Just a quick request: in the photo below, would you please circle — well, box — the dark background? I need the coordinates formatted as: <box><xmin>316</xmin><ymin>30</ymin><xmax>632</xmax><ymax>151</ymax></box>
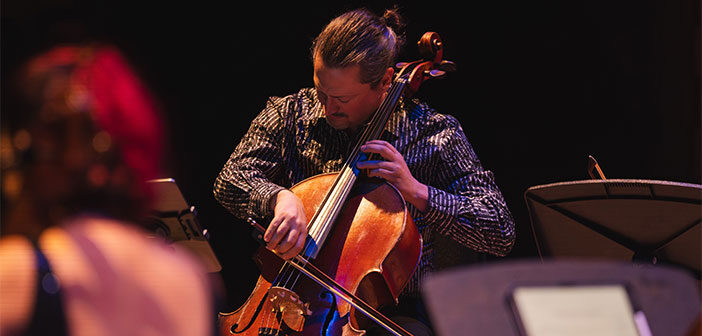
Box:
<box><xmin>3</xmin><ymin>0</ymin><xmax>699</xmax><ymax>310</ymax></box>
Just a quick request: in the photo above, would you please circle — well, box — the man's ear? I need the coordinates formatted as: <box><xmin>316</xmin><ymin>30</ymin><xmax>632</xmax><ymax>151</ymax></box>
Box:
<box><xmin>381</xmin><ymin>67</ymin><xmax>394</xmax><ymax>91</ymax></box>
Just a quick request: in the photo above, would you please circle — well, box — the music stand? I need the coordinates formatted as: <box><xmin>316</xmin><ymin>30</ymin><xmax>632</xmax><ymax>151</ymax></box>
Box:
<box><xmin>422</xmin><ymin>260</ymin><xmax>701</xmax><ymax>336</ymax></box>
<box><xmin>143</xmin><ymin>178</ymin><xmax>222</xmax><ymax>272</ymax></box>
<box><xmin>524</xmin><ymin>179</ymin><xmax>701</xmax><ymax>277</ymax></box>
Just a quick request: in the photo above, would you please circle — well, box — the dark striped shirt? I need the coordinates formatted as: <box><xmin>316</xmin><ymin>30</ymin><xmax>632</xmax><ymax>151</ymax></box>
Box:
<box><xmin>213</xmin><ymin>88</ymin><xmax>515</xmax><ymax>297</ymax></box>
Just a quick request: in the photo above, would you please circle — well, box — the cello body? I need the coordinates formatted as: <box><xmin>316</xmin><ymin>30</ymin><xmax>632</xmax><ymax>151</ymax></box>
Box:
<box><xmin>218</xmin><ymin>173</ymin><xmax>422</xmax><ymax>336</ymax></box>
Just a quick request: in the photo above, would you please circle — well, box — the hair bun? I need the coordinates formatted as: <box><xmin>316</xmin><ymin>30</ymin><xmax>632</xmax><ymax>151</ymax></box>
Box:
<box><xmin>381</xmin><ymin>7</ymin><xmax>405</xmax><ymax>35</ymax></box>
<box><xmin>380</xmin><ymin>6</ymin><xmax>406</xmax><ymax>53</ymax></box>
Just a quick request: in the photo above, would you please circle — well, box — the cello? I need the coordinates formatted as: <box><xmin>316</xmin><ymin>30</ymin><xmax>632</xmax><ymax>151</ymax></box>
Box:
<box><xmin>219</xmin><ymin>32</ymin><xmax>456</xmax><ymax>336</ymax></box>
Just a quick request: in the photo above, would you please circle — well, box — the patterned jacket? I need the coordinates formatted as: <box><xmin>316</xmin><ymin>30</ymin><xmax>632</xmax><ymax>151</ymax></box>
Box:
<box><xmin>214</xmin><ymin>88</ymin><xmax>515</xmax><ymax>297</ymax></box>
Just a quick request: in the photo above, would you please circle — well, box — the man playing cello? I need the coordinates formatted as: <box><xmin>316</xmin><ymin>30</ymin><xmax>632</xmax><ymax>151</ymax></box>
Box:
<box><xmin>214</xmin><ymin>7</ymin><xmax>515</xmax><ymax>336</ymax></box>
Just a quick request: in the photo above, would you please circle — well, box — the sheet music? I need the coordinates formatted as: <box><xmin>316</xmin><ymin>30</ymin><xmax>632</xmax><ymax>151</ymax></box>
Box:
<box><xmin>512</xmin><ymin>285</ymin><xmax>641</xmax><ymax>336</ymax></box>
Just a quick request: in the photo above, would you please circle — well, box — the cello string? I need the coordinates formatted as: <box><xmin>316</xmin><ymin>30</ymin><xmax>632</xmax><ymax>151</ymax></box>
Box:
<box><xmin>262</xmin><ymin>271</ymin><xmax>281</xmax><ymax>334</ymax></box>
<box><xmin>298</xmin><ymin>76</ymin><xmax>405</xmax><ymax>249</ymax></box>
<box><xmin>294</xmin><ymin>81</ymin><xmax>393</xmax><ymax>258</ymax></box>
<box><xmin>281</xmin><ymin>79</ymin><xmax>407</xmax><ymax>292</ymax></box>
<box><xmin>347</xmin><ymin>77</ymin><xmax>408</xmax><ymax>163</ymax></box>
<box><xmin>276</xmin><ymin>85</ymin><xmax>404</xmax><ymax>314</ymax></box>
<box><xmin>273</xmin><ymin>312</ymin><xmax>283</xmax><ymax>336</ymax></box>
<box><xmin>287</xmin><ymin>79</ymin><xmax>405</xmax><ymax>286</ymax></box>
<box><xmin>266</xmin><ymin>260</ymin><xmax>299</xmax><ymax>332</ymax></box>
<box><xmin>261</xmin><ymin>77</ymin><xmax>409</xmax><ymax>335</ymax></box>
<box><xmin>297</xmin><ymin>79</ymin><xmax>402</xmax><ymax>258</ymax></box>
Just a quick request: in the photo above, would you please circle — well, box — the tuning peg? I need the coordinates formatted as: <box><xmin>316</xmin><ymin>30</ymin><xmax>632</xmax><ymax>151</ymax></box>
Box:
<box><xmin>438</xmin><ymin>60</ymin><xmax>457</xmax><ymax>72</ymax></box>
<box><xmin>418</xmin><ymin>39</ymin><xmax>442</xmax><ymax>49</ymax></box>
<box><xmin>424</xmin><ymin>69</ymin><xmax>447</xmax><ymax>78</ymax></box>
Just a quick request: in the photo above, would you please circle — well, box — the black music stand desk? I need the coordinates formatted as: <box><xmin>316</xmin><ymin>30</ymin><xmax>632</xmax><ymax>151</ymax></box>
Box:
<box><xmin>524</xmin><ymin>179</ymin><xmax>701</xmax><ymax>277</ymax></box>
<box><xmin>422</xmin><ymin>260</ymin><xmax>700</xmax><ymax>336</ymax></box>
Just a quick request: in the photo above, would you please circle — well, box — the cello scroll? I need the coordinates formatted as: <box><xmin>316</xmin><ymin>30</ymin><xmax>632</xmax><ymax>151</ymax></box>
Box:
<box><xmin>396</xmin><ymin>32</ymin><xmax>456</xmax><ymax>97</ymax></box>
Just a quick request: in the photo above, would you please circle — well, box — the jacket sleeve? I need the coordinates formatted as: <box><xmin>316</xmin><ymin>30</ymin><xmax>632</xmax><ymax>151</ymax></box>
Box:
<box><xmin>417</xmin><ymin>116</ymin><xmax>516</xmax><ymax>256</ymax></box>
<box><xmin>213</xmin><ymin>97</ymin><xmax>291</xmax><ymax>221</ymax></box>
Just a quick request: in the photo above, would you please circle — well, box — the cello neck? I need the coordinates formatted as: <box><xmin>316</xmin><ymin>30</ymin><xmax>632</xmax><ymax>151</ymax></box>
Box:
<box><xmin>303</xmin><ymin>77</ymin><xmax>408</xmax><ymax>259</ymax></box>
<box><xmin>348</xmin><ymin>77</ymin><xmax>408</xmax><ymax>163</ymax></box>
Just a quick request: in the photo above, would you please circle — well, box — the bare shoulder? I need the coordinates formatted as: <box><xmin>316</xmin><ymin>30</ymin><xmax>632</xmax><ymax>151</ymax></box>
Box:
<box><xmin>0</xmin><ymin>235</ymin><xmax>37</xmax><ymax>334</ymax></box>
<box><xmin>73</xmin><ymin>218</ymin><xmax>208</xmax><ymax>277</ymax></box>
<box><xmin>46</xmin><ymin>217</ymin><xmax>213</xmax><ymax>336</ymax></box>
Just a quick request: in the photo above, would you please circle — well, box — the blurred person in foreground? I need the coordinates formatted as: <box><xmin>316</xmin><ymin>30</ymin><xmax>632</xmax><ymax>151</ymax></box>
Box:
<box><xmin>0</xmin><ymin>45</ymin><xmax>214</xmax><ymax>336</ymax></box>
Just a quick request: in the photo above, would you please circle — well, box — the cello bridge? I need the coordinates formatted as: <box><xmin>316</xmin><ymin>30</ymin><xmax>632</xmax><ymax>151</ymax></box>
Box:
<box><xmin>267</xmin><ymin>286</ymin><xmax>311</xmax><ymax>332</ymax></box>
